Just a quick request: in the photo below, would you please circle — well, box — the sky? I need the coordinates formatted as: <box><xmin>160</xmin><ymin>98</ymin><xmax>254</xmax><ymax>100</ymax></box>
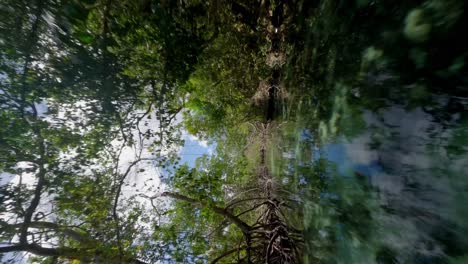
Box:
<box><xmin>0</xmin><ymin>97</ymin><xmax>215</xmax><ymax>263</ymax></box>
<box><xmin>179</xmin><ymin>133</ymin><xmax>215</xmax><ymax>167</ymax></box>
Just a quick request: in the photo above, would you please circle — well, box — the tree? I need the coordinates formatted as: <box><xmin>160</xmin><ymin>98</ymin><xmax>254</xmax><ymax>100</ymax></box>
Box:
<box><xmin>0</xmin><ymin>0</ymin><xmax>201</xmax><ymax>262</ymax></box>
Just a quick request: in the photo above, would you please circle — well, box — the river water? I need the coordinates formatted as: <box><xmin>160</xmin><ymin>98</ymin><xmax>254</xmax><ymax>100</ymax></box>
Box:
<box><xmin>277</xmin><ymin>1</ymin><xmax>468</xmax><ymax>263</ymax></box>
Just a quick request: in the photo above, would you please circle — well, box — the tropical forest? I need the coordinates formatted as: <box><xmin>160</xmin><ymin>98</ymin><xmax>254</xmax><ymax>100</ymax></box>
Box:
<box><xmin>1</xmin><ymin>0</ymin><xmax>468</xmax><ymax>263</ymax></box>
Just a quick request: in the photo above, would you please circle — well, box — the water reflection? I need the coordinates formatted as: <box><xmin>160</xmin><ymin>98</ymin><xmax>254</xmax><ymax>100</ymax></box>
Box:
<box><xmin>1</xmin><ymin>0</ymin><xmax>466</xmax><ymax>262</ymax></box>
<box><xmin>280</xmin><ymin>0</ymin><xmax>468</xmax><ymax>262</ymax></box>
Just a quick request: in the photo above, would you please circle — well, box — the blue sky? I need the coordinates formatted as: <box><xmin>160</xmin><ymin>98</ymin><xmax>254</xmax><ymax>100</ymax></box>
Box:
<box><xmin>179</xmin><ymin>134</ymin><xmax>215</xmax><ymax>167</ymax></box>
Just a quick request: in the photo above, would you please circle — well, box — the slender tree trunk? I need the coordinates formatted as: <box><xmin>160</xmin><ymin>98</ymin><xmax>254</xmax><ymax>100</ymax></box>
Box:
<box><xmin>17</xmin><ymin>0</ymin><xmax>45</xmax><ymax>243</ymax></box>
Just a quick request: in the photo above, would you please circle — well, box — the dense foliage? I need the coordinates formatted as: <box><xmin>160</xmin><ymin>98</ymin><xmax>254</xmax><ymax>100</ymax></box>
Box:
<box><xmin>1</xmin><ymin>0</ymin><xmax>467</xmax><ymax>264</ymax></box>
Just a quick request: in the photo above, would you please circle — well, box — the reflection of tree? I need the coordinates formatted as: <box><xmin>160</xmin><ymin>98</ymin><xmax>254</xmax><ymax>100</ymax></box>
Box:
<box><xmin>1</xmin><ymin>0</ymin><xmax>466</xmax><ymax>263</ymax></box>
<box><xmin>281</xmin><ymin>0</ymin><xmax>468</xmax><ymax>262</ymax></box>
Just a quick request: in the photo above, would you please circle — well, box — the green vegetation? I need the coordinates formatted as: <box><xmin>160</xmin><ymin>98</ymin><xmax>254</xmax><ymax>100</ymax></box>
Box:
<box><xmin>1</xmin><ymin>0</ymin><xmax>467</xmax><ymax>263</ymax></box>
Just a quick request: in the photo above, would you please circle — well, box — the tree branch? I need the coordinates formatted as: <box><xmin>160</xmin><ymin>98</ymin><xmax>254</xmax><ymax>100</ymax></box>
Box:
<box><xmin>210</xmin><ymin>246</ymin><xmax>246</xmax><ymax>264</ymax></box>
<box><xmin>18</xmin><ymin>126</ymin><xmax>46</xmax><ymax>244</ymax></box>
<box><xmin>0</xmin><ymin>243</ymin><xmax>88</xmax><ymax>257</ymax></box>
<box><xmin>225</xmin><ymin>197</ymin><xmax>267</xmax><ymax>210</ymax></box>
<box><xmin>1</xmin><ymin>221</ymin><xmax>92</xmax><ymax>244</ymax></box>
<box><xmin>161</xmin><ymin>192</ymin><xmax>251</xmax><ymax>234</ymax></box>
<box><xmin>0</xmin><ymin>243</ymin><xmax>147</xmax><ymax>264</ymax></box>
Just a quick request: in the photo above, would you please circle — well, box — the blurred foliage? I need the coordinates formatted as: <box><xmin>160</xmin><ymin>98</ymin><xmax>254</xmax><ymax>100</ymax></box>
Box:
<box><xmin>281</xmin><ymin>0</ymin><xmax>468</xmax><ymax>263</ymax></box>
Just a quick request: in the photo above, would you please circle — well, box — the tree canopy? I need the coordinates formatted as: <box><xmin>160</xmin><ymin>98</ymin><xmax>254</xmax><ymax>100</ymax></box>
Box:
<box><xmin>1</xmin><ymin>0</ymin><xmax>468</xmax><ymax>263</ymax></box>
